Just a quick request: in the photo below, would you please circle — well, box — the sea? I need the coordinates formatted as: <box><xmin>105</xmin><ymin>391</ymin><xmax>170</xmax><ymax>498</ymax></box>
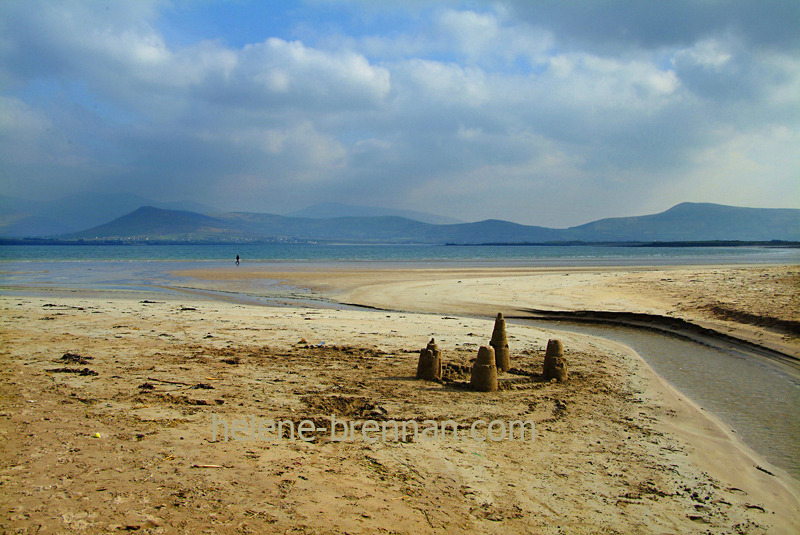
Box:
<box><xmin>1</xmin><ymin>242</ymin><xmax>798</xmax><ymax>265</ymax></box>
<box><xmin>2</xmin><ymin>243</ymin><xmax>797</xmax><ymax>298</ymax></box>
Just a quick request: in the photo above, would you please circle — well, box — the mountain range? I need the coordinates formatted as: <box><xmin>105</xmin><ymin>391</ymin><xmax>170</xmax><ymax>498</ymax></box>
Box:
<box><xmin>0</xmin><ymin>193</ymin><xmax>218</xmax><ymax>237</ymax></box>
<box><xmin>0</xmin><ymin>194</ymin><xmax>460</xmax><ymax>237</ymax></box>
<box><xmin>285</xmin><ymin>202</ymin><xmax>462</xmax><ymax>225</ymax></box>
<box><xmin>33</xmin><ymin>202</ymin><xmax>800</xmax><ymax>244</ymax></box>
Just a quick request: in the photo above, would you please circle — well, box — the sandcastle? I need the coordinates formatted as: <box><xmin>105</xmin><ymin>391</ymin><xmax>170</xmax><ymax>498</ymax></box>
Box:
<box><xmin>542</xmin><ymin>339</ymin><xmax>568</xmax><ymax>382</ymax></box>
<box><xmin>415</xmin><ymin>338</ymin><xmax>442</xmax><ymax>381</ymax></box>
<box><xmin>489</xmin><ymin>312</ymin><xmax>511</xmax><ymax>372</ymax></box>
<box><xmin>470</xmin><ymin>345</ymin><xmax>498</xmax><ymax>392</ymax></box>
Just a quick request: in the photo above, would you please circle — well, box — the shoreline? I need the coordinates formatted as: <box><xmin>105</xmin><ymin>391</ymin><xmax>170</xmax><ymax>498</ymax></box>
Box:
<box><xmin>2</xmin><ymin>263</ymin><xmax>799</xmax><ymax>532</ymax></box>
<box><xmin>512</xmin><ymin>309</ymin><xmax>800</xmax><ymax>369</ymax></box>
<box><xmin>6</xmin><ymin>263</ymin><xmax>797</xmax><ymax>363</ymax></box>
<box><xmin>171</xmin><ymin>262</ymin><xmax>799</xmax><ymax>354</ymax></box>
<box><xmin>593</xmin><ymin>336</ymin><xmax>800</xmax><ymax>527</ymax></box>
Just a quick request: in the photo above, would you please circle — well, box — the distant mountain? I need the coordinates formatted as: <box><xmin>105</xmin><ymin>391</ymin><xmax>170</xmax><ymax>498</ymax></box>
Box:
<box><xmin>66</xmin><ymin>208</ymin><xmax>561</xmax><ymax>243</ymax></box>
<box><xmin>0</xmin><ymin>193</ymin><xmax>219</xmax><ymax>237</ymax></box>
<box><xmin>567</xmin><ymin>202</ymin><xmax>800</xmax><ymax>242</ymax></box>
<box><xmin>221</xmin><ymin>212</ymin><xmax>435</xmax><ymax>242</ymax></box>
<box><xmin>60</xmin><ymin>202</ymin><xmax>800</xmax><ymax>244</ymax></box>
<box><xmin>0</xmin><ymin>214</ymin><xmax>67</xmax><ymax>238</ymax></box>
<box><xmin>74</xmin><ymin>206</ymin><xmax>236</xmax><ymax>241</ymax></box>
<box><xmin>285</xmin><ymin>202</ymin><xmax>462</xmax><ymax>225</ymax></box>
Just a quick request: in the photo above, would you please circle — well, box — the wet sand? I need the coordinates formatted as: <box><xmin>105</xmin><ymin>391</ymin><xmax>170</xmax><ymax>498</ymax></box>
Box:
<box><xmin>176</xmin><ymin>264</ymin><xmax>799</xmax><ymax>356</ymax></box>
<box><xmin>1</xmin><ymin>264</ymin><xmax>799</xmax><ymax>533</ymax></box>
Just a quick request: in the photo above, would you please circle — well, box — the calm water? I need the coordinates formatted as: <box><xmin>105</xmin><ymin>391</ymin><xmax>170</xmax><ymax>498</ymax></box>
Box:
<box><xmin>3</xmin><ymin>244</ymin><xmax>796</xmax><ymax>296</ymax></box>
<box><xmin>1</xmin><ymin>242</ymin><xmax>799</xmax><ymax>264</ymax></box>
<box><xmin>521</xmin><ymin>320</ymin><xmax>800</xmax><ymax>480</ymax></box>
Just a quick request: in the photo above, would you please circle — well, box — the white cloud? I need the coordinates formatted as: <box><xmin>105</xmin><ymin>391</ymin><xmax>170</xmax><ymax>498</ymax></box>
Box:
<box><xmin>541</xmin><ymin>53</ymin><xmax>680</xmax><ymax>110</ymax></box>
<box><xmin>437</xmin><ymin>9</ymin><xmax>501</xmax><ymax>60</ymax></box>
<box><xmin>392</xmin><ymin>59</ymin><xmax>490</xmax><ymax>108</ymax></box>
<box><xmin>237</xmin><ymin>37</ymin><xmax>391</xmax><ymax>108</ymax></box>
<box><xmin>0</xmin><ymin>0</ymin><xmax>798</xmax><ymax>222</ymax></box>
<box><xmin>671</xmin><ymin>125</ymin><xmax>800</xmax><ymax>208</ymax></box>
<box><xmin>675</xmin><ymin>39</ymin><xmax>733</xmax><ymax>70</ymax></box>
<box><xmin>435</xmin><ymin>7</ymin><xmax>552</xmax><ymax>66</ymax></box>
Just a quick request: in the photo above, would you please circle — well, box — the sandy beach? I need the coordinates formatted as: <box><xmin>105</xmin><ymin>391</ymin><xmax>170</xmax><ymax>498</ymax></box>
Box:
<box><xmin>1</xmin><ymin>263</ymin><xmax>799</xmax><ymax>533</ymax></box>
<box><xmin>174</xmin><ymin>263</ymin><xmax>799</xmax><ymax>356</ymax></box>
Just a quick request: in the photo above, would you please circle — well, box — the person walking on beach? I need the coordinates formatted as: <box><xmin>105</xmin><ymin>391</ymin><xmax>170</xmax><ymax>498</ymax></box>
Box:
<box><xmin>235</xmin><ymin>254</ymin><xmax>240</xmax><ymax>266</ymax></box>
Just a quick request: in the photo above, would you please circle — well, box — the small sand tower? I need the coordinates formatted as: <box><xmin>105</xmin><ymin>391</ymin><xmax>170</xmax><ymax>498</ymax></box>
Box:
<box><xmin>543</xmin><ymin>339</ymin><xmax>568</xmax><ymax>382</ymax></box>
<box><xmin>489</xmin><ymin>313</ymin><xmax>511</xmax><ymax>372</ymax></box>
<box><xmin>470</xmin><ymin>345</ymin><xmax>498</xmax><ymax>392</ymax></box>
<box><xmin>427</xmin><ymin>338</ymin><xmax>443</xmax><ymax>379</ymax></box>
<box><xmin>416</xmin><ymin>338</ymin><xmax>442</xmax><ymax>381</ymax></box>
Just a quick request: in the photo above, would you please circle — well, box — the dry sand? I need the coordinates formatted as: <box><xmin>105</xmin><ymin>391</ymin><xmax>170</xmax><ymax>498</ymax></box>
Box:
<box><xmin>1</xmin><ymin>264</ymin><xmax>799</xmax><ymax>533</ymax></box>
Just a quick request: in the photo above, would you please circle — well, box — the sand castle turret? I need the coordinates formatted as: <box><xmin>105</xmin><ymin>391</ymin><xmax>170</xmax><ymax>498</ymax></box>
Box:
<box><xmin>427</xmin><ymin>338</ymin><xmax>443</xmax><ymax>379</ymax></box>
<box><xmin>489</xmin><ymin>313</ymin><xmax>511</xmax><ymax>372</ymax></box>
<box><xmin>543</xmin><ymin>339</ymin><xmax>568</xmax><ymax>382</ymax></box>
<box><xmin>470</xmin><ymin>346</ymin><xmax>498</xmax><ymax>392</ymax></box>
<box><xmin>416</xmin><ymin>338</ymin><xmax>442</xmax><ymax>381</ymax></box>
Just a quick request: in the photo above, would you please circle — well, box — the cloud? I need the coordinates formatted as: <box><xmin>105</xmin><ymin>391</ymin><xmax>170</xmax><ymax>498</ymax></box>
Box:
<box><xmin>503</xmin><ymin>0</ymin><xmax>800</xmax><ymax>52</ymax></box>
<box><xmin>434</xmin><ymin>8</ymin><xmax>553</xmax><ymax>66</ymax></box>
<box><xmin>0</xmin><ymin>0</ymin><xmax>798</xmax><ymax>226</ymax></box>
<box><xmin>231</xmin><ymin>38</ymin><xmax>390</xmax><ymax>109</ymax></box>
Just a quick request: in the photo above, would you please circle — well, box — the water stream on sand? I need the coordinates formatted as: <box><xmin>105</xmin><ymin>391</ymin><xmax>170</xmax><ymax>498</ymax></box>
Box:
<box><xmin>516</xmin><ymin>319</ymin><xmax>800</xmax><ymax>481</ymax></box>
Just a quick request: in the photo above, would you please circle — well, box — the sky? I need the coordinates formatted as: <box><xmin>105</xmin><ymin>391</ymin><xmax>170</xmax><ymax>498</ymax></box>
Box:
<box><xmin>1</xmin><ymin>0</ymin><xmax>799</xmax><ymax>227</ymax></box>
